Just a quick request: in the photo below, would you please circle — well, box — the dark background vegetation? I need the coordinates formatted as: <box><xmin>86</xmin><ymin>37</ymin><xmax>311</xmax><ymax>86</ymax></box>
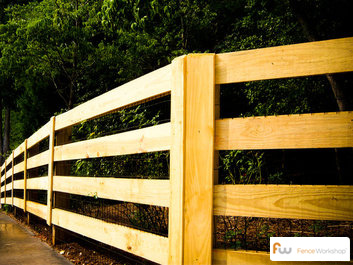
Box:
<box><xmin>1</xmin><ymin>0</ymin><xmax>352</xmax><ymax>184</ymax></box>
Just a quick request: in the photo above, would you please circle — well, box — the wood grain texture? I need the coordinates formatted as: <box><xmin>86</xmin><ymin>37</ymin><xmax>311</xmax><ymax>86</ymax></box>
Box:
<box><xmin>215</xmin><ymin>112</ymin><xmax>353</xmax><ymax>150</ymax></box>
<box><xmin>5</xmin><ymin>183</ymin><xmax>12</xmax><ymax>192</ymax></box>
<box><xmin>54</xmin><ymin>123</ymin><xmax>170</xmax><ymax>161</ymax></box>
<box><xmin>216</xmin><ymin>37</ymin><xmax>353</xmax><ymax>84</ymax></box>
<box><xmin>6</xmin><ymin>169</ymin><xmax>12</xmax><ymax>180</ymax></box>
<box><xmin>13</xmin><ymin>179</ymin><xmax>24</xmax><ymax>190</ymax></box>
<box><xmin>27</xmin><ymin>150</ymin><xmax>49</xmax><ymax>170</ymax></box>
<box><xmin>168</xmin><ymin>56</ymin><xmax>186</xmax><ymax>265</ymax></box>
<box><xmin>6</xmin><ymin>155</ymin><xmax>12</xmax><ymax>165</ymax></box>
<box><xmin>13</xmin><ymin>142</ymin><xmax>25</xmax><ymax>159</ymax></box>
<box><xmin>27</xmin><ymin>200</ymin><xmax>47</xmax><ymax>219</ymax></box>
<box><xmin>4</xmin><ymin>160</ymin><xmax>6</xmax><ymax>202</ymax></box>
<box><xmin>183</xmin><ymin>54</ymin><xmax>215</xmax><ymax>264</ymax></box>
<box><xmin>47</xmin><ymin>117</ymin><xmax>55</xmax><ymax>225</ymax></box>
<box><xmin>213</xmin><ymin>249</ymin><xmax>353</xmax><ymax>265</ymax></box>
<box><xmin>23</xmin><ymin>140</ymin><xmax>28</xmax><ymax>212</ymax></box>
<box><xmin>214</xmin><ymin>185</ymin><xmax>353</xmax><ymax>221</ymax></box>
<box><xmin>13</xmin><ymin>161</ymin><xmax>24</xmax><ymax>174</ymax></box>
<box><xmin>55</xmin><ymin>64</ymin><xmax>171</xmax><ymax>130</ymax></box>
<box><xmin>53</xmin><ymin>176</ymin><xmax>170</xmax><ymax>207</ymax></box>
<box><xmin>14</xmin><ymin>197</ymin><xmax>24</xmax><ymax>209</ymax></box>
<box><xmin>27</xmin><ymin>121</ymin><xmax>50</xmax><ymax>149</ymax></box>
<box><xmin>27</xmin><ymin>176</ymin><xmax>48</xmax><ymax>190</ymax></box>
<box><xmin>12</xmin><ymin>152</ymin><xmax>14</xmax><ymax>206</ymax></box>
<box><xmin>52</xmin><ymin>208</ymin><xmax>168</xmax><ymax>264</ymax></box>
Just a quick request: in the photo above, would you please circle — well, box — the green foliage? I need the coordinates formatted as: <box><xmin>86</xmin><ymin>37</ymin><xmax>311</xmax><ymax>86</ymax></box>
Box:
<box><xmin>2</xmin><ymin>204</ymin><xmax>12</xmax><ymax>213</ymax></box>
<box><xmin>0</xmin><ymin>0</ymin><xmax>351</xmax><ymax>184</ymax></box>
<box><xmin>71</xmin><ymin>103</ymin><xmax>169</xmax><ymax>179</ymax></box>
<box><xmin>221</xmin><ymin>150</ymin><xmax>264</xmax><ymax>184</ymax></box>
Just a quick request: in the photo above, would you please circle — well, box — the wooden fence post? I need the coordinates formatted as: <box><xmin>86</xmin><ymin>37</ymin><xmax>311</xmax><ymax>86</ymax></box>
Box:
<box><xmin>12</xmin><ymin>151</ymin><xmax>14</xmax><ymax>206</ymax></box>
<box><xmin>169</xmin><ymin>54</ymin><xmax>215</xmax><ymax>264</ymax></box>
<box><xmin>4</xmin><ymin>160</ymin><xmax>6</xmax><ymax>204</ymax></box>
<box><xmin>24</xmin><ymin>139</ymin><xmax>28</xmax><ymax>212</ymax></box>
<box><xmin>0</xmin><ymin>164</ymin><xmax>2</xmax><ymax>208</ymax></box>
<box><xmin>47</xmin><ymin>116</ymin><xmax>55</xmax><ymax>225</ymax></box>
<box><xmin>52</xmin><ymin>126</ymin><xmax>72</xmax><ymax>245</ymax></box>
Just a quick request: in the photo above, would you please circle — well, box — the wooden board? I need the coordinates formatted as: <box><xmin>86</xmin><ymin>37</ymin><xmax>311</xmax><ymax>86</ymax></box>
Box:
<box><xmin>13</xmin><ymin>161</ymin><xmax>24</xmax><ymax>174</ymax></box>
<box><xmin>13</xmin><ymin>179</ymin><xmax>24</xmax><ymax>190</ymax></box>
<box><xmin>215</xmin><ymin>112</ymin><xmax>353</xmax><ymax>150</ymax></box>
<box><xmin>53</xmin><ymin>176</ymin><xmax>169</xmax><ymax>207</ymax></box>
<box><xmin>183</xmin><ymin>54</ymin><xmax>215</xmax><ymax>264</ymax></box>
<box><xmin>47</xmin><ymin>117</ymin><xmax>55</xmax><ymax>225</ymax></box>
<box><xmin>6</xmin><ymin>156</ymin><xmax>12</xmax><ymax>165</ymax></box>
<box><xmin>213</xmin><ymin>249</ymin><xmax>353</xmax><ymax>265</ymax></box>
<box><xmin>5</xmin><ymin>183</ymin><xmax>12</xmax><ymax>192</ymax></box>
<box><xmin>215</xmin><ymin>37</ymin><xmax>353</xmax><ymax>84</ymax></box>
<box><xmin>52</xmin><ymin>208</ymin><xmax>168</xmax><ymax>264</ymax></box>
<box><xmin>54</xmin><ymin>123</ymin><xmax>171</xmax><ymax>161</ymax></box>
<box><xmin>12</xmin><ymin>152</ymin><xmax>14</xmax><ymax>206</ymax></box>
<box><xmin>13</xmin><ymin>142</ymin><xmax>25</xmax><ymax>159</ymax></box>
<box><xmin>23</xmin><ymin>140</ymin><xmax>28</xmax><ymax>212</ymax></box>
<box><xmin>6</xmin><ymin>169</ymin><xmax>12</xmax><ymax>180</ymax></box>
<box><xmin>14</xmin><ymin>197</ymin><xmax>24</xmax><ymax>209</ymax></box>
<box><xmin>55</xmin><ymin>65</ymin><xmax>171</xmax><ymax>130</ymax></box>
<box><xmin>27</xmin><ymin>200</ymin><xmax>47</xmax><ymax>219</ymax></box>
<box><xmin>4</xmin><ymin>161</ymin><xmax>6</xmax><ymax>201</ymax></box>
<box><xmin>27</xmin><ymin>176</ymin><xmax>48</xmax><ymax>190</ymax></box>
<box><xmin>27</xmin><ymin>150</ymin><xmax>49</xmax><ymax>170</ymax></box>
<box><xmin>27</xmin><ymin>121</ymin><xmax>50</xmax><ymax>149</ymax></box>
<box><xmin>168</xmin><ymin>55</ymin><xmax>186</xmax><ymax>265</ymax></box>
<box><xmin>214</xmin><ymin>185</ymin><xmax>353</xmax><ymax>221</ymax></box>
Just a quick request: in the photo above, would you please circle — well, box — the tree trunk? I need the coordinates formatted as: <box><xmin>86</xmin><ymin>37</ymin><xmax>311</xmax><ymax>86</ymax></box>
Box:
<box><xmin>288</xmin><ymin>0</ymin><xmax>351</xmax><ymax>111</ymax></box>
<box><xmin>289</xmin><ymin>0</ymin><xmax>352</xmax><ymax>184</ymax></box>
<box><xmin>2</xmin><ymin>106</ymin><xmax>10</xmax><ymax>156</ymax></box>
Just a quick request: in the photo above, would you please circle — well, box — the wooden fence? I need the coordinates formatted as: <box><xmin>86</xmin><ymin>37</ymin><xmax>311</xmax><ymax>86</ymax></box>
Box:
<box><xmin>1</xmin><ymin>37</ymin><xmax>353</xmax><ymax>264</ymax></box>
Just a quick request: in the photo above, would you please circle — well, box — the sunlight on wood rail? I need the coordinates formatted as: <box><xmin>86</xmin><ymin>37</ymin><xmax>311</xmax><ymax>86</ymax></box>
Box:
<box><xmin>26</xmin><ymin>176</ymin><xmax>48</xmax><ymax>190</ymax></box>
<box><xmin>1</xmin><ymin>37</ymin><xmax>353</xmax><ymax>264</ymax></box>
<box><xmin>52</xmin><ymin>208</ymin><xmax>169</xmax><ymax>264</ymax></box>
<box><xmin>215</xmin><ymin>111</ymin><xmax>353</xmax><ymax>150</ymax></box>
<box><xmin>54</xmin><ymin>123</ymin><xmax>171</xmax><ymax>161</ymax></box>
<box><xmin>53</xmin><ymin>176</ymin><xmax>170</xmax><ymax>207</ymax></box>
<box><xmin>215</xmin><ymin>37</ymin><xmax>353</xmax><ymax>84</ymax></box>
<box><xmin>214</xmin><ymin>185</ymin><xmax>353</xmax><ymax>221</ymax></box>
<box><xmin>55</xmin><ymin>64</ymin><xmax>172</xmax><ymax>131</ymax></box>
<box><xmin>26</xmin><ymin>200</ymin><xmax>47</xmax><ymax>220</ymax></box>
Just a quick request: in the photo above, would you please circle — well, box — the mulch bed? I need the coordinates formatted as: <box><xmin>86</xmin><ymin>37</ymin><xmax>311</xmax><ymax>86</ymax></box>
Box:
<box><xmin>214</xmin><ymin>215</ymin><xmax>353</xmax><ymax>258</ymax></box>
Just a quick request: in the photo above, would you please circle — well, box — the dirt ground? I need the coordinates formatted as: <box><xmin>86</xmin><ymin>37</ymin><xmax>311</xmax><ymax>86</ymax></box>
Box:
<box><xmin>4</xmin><ymin>209</ymin><xmax>147</xmax><ymax>265</ymax></box>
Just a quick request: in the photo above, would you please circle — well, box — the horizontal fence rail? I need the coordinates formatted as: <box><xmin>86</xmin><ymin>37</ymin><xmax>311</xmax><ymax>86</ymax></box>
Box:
<box><xmin>214</xmin><ymin>185</ymin><xmax>353</xmax><ymax>221</ymax></box>
<box><xmin>1</xmin><ymin>37</ymin><xmax>353</xmax><ymax>264</ymax></box>
<box><xmin>215</xmin><ymin>37</ymin><xmax>353</xmax><ymax>84</ymax></box>
<box><xmin>53</xmin><ymin>176</ymin><xmax>170</xmax><ymax>207</ymax></box>
<box><xmin>215</xmin><ymin>111</ymin><xmax>353</xmax><ymax>150</ymax></box>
